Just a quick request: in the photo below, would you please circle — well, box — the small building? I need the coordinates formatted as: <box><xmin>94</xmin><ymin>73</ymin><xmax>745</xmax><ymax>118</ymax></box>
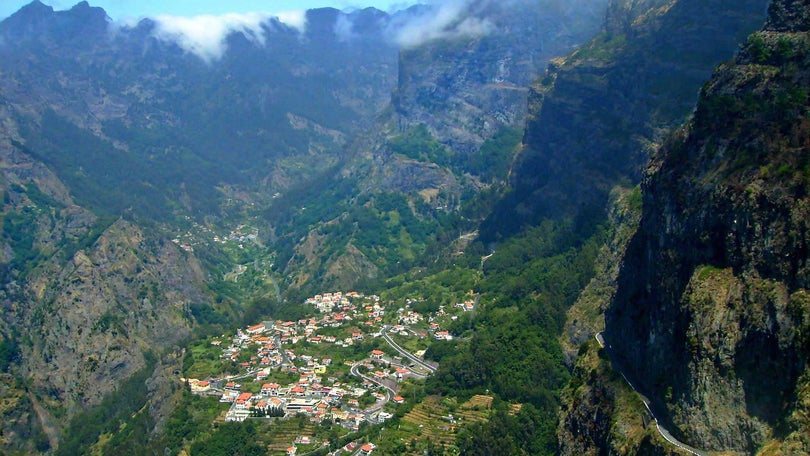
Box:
<box><xmin>291</xmin><ymin>385</ymin><xmax>306</xmax><ymax>397</ymax></box>
<box><xmin>262</xmin><ymin>383</ymin><xmax>281</xmax><ymax>396</ymax></box>
<box><xmin>246</xmin><ymin>323</ymin><xmax>266</xmax><ymax>334</ymax></box>
<box><xmin>235</xmin><ymin>392</ymin><xmax>253</xmax><ymax>409</ymax></box>
<box><xmin>190</xmin><ymin>379</ymin><xmax>211</xmax><ymax>393</ymax></box>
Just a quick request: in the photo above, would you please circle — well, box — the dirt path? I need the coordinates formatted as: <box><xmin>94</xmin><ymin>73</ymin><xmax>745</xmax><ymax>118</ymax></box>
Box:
<box><xmin>28</xmin><ymin>391</ymin><xmax>60</xmax><ymax>450</ymax></box>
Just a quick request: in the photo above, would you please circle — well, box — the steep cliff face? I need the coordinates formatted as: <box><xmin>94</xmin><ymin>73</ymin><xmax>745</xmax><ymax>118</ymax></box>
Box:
<box><xmin>604</xmin><ymin>0</ymin><xmax>810</xmax><ymax>452</ymax></box>
<box><xmin>20</xmin><ymin>219</ymin><xmax>202</xmax><ymax>411</ymax></box>
<box><xmin>0</xmin><ymin>93</ymin><xmax>208</xmax><ymax>451</ymax></box>
<box><xmin>392</xmin><ymin>0</ymin><xmax>607</xmax><ymax>155</ymax></box>
<box><xmin>558</xmin><ymin>340</ymin><xmax>687</xmax><ymax>456</ymax></box>
<box><xmin>273</xmin><ymin>2</ymin><xmax>612</xmax><ymax>293</ymax></box>
<box><xmin>484</xmin><ymin>0</ymin><xmax>770</xmax><ymax>241</ymax></box>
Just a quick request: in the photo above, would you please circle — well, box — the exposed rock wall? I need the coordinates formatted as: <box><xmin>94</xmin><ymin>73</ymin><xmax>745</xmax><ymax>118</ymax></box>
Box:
<box><xmin>393</xmin><ymin>0</ymin><xmax>608</xmax><ymax>155</ymax></box>
<box><xmin>0</xmin><ymin>97</ymin><xmax>207</xmax><ymax>448</ymax></box>
<box><xmin>484</xmin><ymin>0</ymin><xmax>770</xmax><ymax>241</ymax></box>
<box><xmin>604</xmin><ymin>0</ymin><xmax>810</xmax><ymax>452</ymax></box>
<box><xmin>558</xmin><ymin>341</ymin><xmax>687</xmax><ymax>456</ymax></box>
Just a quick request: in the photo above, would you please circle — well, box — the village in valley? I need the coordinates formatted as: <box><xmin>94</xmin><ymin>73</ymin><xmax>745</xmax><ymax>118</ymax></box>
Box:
<box><xmin>182</xmin><ymin>290</ymin><xmax>480</xmax><ymax>455</ymax></box>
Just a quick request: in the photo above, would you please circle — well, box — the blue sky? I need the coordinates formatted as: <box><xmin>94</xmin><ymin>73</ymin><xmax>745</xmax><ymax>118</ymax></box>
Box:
<box><xmin>0</xmin><ymin>0</ymin><xmax>418</xmax><ymax>21</ymax></box>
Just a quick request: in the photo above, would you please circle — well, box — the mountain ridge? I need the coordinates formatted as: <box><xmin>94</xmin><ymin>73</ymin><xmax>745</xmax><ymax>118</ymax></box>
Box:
<box><xmin>483</xmin><ymin>0</ymin><xmax>771</xmax><ymax>243</ymax></box>
<box><xmin>561</xmin><ymin>0</ymin><xmax>810</xmax><ymax>453</ymax></box>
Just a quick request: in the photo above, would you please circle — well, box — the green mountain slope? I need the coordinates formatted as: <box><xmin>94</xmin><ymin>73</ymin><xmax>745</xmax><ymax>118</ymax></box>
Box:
<box><xmin>0</xmin><ymin>2</ymin><xmax>400</xmax><ymax>219</ymax></box>
<box><xmin>256</xmin><ymin>1</ymin><xmax>612</xmax><ymax>296</ymax></box>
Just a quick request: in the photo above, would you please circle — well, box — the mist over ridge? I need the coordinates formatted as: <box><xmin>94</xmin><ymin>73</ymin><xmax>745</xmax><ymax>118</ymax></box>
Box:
<box><xmin>5</xmin><ymin>0</ymin><xmax>606</xmax><ymax>61</ymax></box>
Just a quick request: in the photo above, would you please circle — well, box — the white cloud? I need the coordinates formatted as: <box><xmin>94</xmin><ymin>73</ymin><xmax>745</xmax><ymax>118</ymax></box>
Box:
<box><xmin>275</xmin><ymin>10</ymin><xmax>307</xmax><ymax>32</ymax></box>
<box><xmin>388</xmin><ymin>0</ymin><xmax>495</xmax><ymax>48</ymax></box>
<box><xmin>334</xmin><ymin>12</ymin><xmax>357</xmax><ymax>42</ymax></box>
<box><xmin>146</xmin><ymin>11</ymin><xmax>307</xmax><ymax>62</ymax></box>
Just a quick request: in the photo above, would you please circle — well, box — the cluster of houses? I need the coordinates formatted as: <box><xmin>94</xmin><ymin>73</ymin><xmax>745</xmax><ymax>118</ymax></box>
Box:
<box><xmin>286</xmin><ymin>441</ymin><xmax>377</xmax><ymax>456</ymax></box>
<box><xmin>212</xmin><ymin>223</ymin><xmax>259</xmax><ymax>246</ymax></box>
<box><xmin>183</xmin><ymin>289</ymin><xmax>477</xmax><ymax>455</ymax></box>
<box><xmin>188</xmin><ymin>307</ymin><xmax>409</xmax><ymax>429</ymax></box>
<box><xmin>189</xmin><ymin>361</ymin><xmax>377</xmax><ymax>427</ymax></box>
<box><xmin>305</xmin><ymin>292</ymin><xmax>392</xmax><ymax>333</ymax></box>
<box><xmin>305</xmin><ymin>291</ymin><xmax>374</xmax><ymax>313</ymax></box>
<box><xmin>396</xmin><ymin>307</ymin><xmax>424</xmax><ymax>327</ymax></box>
<box><xmin>220</xmin><ymin>377</ymin><xmax>373</xmax><ymax>426</ymax></box>
<box><xmin>170</xmin><ymin>218</ymin><xmax>261</xmax><ymax>254</ymax></box>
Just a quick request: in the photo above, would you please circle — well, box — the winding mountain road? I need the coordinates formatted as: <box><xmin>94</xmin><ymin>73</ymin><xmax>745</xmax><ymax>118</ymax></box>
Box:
<box><xmin>595</xmin><ymin>332</ymin><xmax>708</xmax><ymax>456</ymax></box>
<box><xmin>381</xmin><ymin>327</ymin><xmax>437</xmax><ymax>374</ymax></box>
<box><xmin>350</xmin><ymin>362</ymin><xmax>396</xmax><ymax>399</ymax></box>
<box><xmin>349</xmin><ymin>361</ymin><xmax>396</xmax><ymax>419</ymax></box>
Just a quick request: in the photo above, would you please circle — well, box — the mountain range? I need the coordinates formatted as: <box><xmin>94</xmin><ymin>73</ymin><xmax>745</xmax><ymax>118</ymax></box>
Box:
<box><xmin>1</xmin><ymin>0</ymin><xmax>808</xmax><ymax>454</ymax></box>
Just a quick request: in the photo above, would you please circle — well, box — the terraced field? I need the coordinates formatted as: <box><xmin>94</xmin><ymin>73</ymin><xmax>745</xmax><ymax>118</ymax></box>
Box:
<box><xmin>402</xmin><ymin>397</ymin><xmax>457</xmax><ymax>448</ymax></box>
<box><xmin>400</xmin><ymin>395</ymin><xmax>492</xmax><ymax>449</ymax></box>
<box><xmin>263</xmin><ymin>419</ymin><xmax>319</xmax><ymax>455</ymax></box>
<box><xmin>457</xmin><ymin>395</ymin><xmax>493</xmax><ymax>423</ymax></box>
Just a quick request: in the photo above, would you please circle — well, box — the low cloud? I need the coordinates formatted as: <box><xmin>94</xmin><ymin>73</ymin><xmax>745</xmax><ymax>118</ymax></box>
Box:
<box><xmin>334</xmin><ymin>13</ymin><xmax>357</xmax><ymax>42</ymax></box>
<box><xmin>144</xmin><ymin>11</ymin><xmax>306</xmax><ymax>62</ymax></box>
<box><xmin>274</xmin><ymin>11</ymin><xmax>307</xmax><ymax>32</ymax></box>
<box><xmin>388</xmin><ymin>0</ymin><xmax>496</xmax><ymax>48</ymax></box>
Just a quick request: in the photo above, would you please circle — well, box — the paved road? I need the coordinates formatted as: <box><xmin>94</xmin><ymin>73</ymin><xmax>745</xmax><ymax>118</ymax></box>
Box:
<box><xmin>381</xmin><ymin>327</ymin><xmax>437</xmax><ymax>374</ymax></box>
<box><xmin>349</xmin><ymin>361</ymin><xmax>396</xmax><ymax>418</ymax></box>
<box><xmin>596</xmin><ymin>332</ymin><xmax>708</xmax><ymax>456</ymax></box>
<box><xmin>350</xmin><ymin>362</ymin><xmax>396</xmax><ymax>398</ymax></box>
<box><xmin>480</xmin><ymin>252</ymin><xmax>494</xmax><ymax>269</ymax></box>
<box><xmin>274</xmin><ymin>334</ymin><xmax>291</xmax><ymax>365</ymax></box>
<box><xmin>382</xmin><ymin>354</ymin><xmax>428</xmax><ymax>379</ymax></box>
<box><xmin>224</xmin><ymin>369</ymin><xmax>261</xmax><ymax>382</ymax></box>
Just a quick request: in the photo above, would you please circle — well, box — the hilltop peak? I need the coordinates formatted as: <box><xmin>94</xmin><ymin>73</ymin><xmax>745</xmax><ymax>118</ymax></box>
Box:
<box><xmin>68</xmin><ymin>1</ymin><xmax>107</xmax><ymax>17</ymax></box>
<box><xmin>3</xmin><ymin>1</ymin><xmax>53</xmax><ymax>25</ymax></box>
<box><xmin>0</xmin><ymin>1</ymin><xmax>109</xmax><ymax>43</ymax></box>
<box><xmin>766</xmin><ymin>0</ymin><xmax>810</xmax><ymax>31</ymax></box>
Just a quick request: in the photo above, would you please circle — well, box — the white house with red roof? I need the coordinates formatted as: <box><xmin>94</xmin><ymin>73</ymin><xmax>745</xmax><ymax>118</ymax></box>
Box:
<box><xmin>246</xmin><ymin>323</ymin><xmax>266</xmax><ymax>334</ymax></box>
<box><xmin>235</xmin><ymin>392</ymin><xmax>253</xmax><ymax>409</ymax></box>
<box><xmin>261</xmin><ymin>383</ymin><xmax>280</xmax><ymax>395</ymax></box>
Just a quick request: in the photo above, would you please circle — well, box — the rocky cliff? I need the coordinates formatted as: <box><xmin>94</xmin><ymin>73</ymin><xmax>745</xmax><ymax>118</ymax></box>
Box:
<box><xmin>392</xmin><ymin>0</ymin><xmax>607</xmax><ymax>156</ymax></box>
<box><xmin>268</xmin><ymin>1</ymin><xmax>613</xmax><ymax>293</ymax></box>
<box><xmin>0</xmin><ymin>75</ymin><xmax>209</xmax><ymax>452</ymax></box>
<box><xmin>484</xmin><ymin>0</ymin><xmax>770</xmax><ymax>241</ymax></box>
<box><xmin>601</xmin><ymin>0</ymin><xmax>810</xmax><ymax>452</ymax></box>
